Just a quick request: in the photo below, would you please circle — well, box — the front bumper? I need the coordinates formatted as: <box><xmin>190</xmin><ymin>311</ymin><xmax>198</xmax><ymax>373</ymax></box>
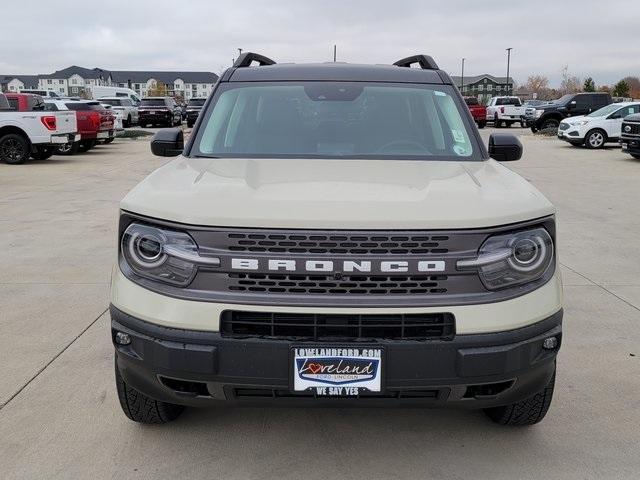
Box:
<box><xmin>112</xmin><ymin>305</ymin><xmax>561</xmax><ymax>408</ymax></box>
<box><xmin>620</xmin><ymin>136</ymin><xmax>640</xmax><ymax>154</ymax></box>
<box><xmin>557</xmin><ymin>126</ymin><xmax>584</xmax><ymax>142</ymax></box>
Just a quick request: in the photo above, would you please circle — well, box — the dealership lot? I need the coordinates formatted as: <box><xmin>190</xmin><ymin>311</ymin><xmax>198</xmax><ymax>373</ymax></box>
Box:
<box><xmin>0</xmin><ymin>130</ymin><xmax>639</xmax><ymax>479</ymax></box>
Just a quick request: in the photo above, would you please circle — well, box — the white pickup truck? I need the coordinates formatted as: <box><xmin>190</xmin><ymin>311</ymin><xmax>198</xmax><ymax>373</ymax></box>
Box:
<box><xmin>0</xmin><ymin>93</ymin><xmax>79</xmax><ymax>163</ymax></box>
<box><xmin>486</xmin><ymin>96</ymin><xmax>526</xmax><ymax>127</ymax></box>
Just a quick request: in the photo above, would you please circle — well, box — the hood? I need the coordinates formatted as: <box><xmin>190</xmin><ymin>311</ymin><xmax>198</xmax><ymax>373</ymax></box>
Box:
<box><xmin>121</xmin><ymin>157</ymin><xmax>555</xmax><ymax>229</ymax></box>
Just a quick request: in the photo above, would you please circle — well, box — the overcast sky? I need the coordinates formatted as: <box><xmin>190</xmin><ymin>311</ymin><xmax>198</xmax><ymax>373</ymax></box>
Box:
<box><xmin>1</xmin><ymin>0</ymin><xmax>638</xmax><ymax>86</ymax></box>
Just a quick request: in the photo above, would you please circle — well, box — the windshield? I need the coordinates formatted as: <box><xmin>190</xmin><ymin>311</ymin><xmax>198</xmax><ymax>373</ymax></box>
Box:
<box><xmin>193</xmin><ymin>82</ymin><xmax>477</xmax><ymax>160</ymax></box>
<box><xmin>141</xmin><ymin>99</ymin><xmax>166</xmax><ymax>106</ymax></box>
<box><xmin>188</xmin><ymin>99</ymin><xmax>206</xmax><ymax>107</ymax></box>
<box><xmin>554</xmin><ymin>94</ymin><xmax>574</xmax><ymax>105</ymax></box>
<box><xmin>587</xmin><ymin>104</ymin><xmax>621</xmax><ymax>117</ymax></box>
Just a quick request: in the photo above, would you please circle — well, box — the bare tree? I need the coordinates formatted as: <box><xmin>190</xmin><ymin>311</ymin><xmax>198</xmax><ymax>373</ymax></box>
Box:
<box><xmin>559</xmin><ymin>65</ymin><xmax>582</xmax><ymax>94</ymax></box>
<box><xmin>147</xmin><ymin>81</ymin><xmax>167</xmax><ymax>97</ymax></box>
<box><xmin>622</xmin><ymin>76</ymin><xmax>640</xmax><ymax>99</ymax></box>
<box><xmin>525</xmin><ymin>75</ymin><xmax>549</xmax><ymax>94</ymax></box>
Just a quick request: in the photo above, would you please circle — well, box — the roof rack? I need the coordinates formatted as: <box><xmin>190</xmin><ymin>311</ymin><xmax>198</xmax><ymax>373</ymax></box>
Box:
<box><xmin>393</xmin><ymin>54</ymin><xmax>439</xmax><ymax>70</ymax></box>
<box><xmin>233</xmin><ymin>52</ymin><xmax>276</xmax><ymax>68</ymax></box>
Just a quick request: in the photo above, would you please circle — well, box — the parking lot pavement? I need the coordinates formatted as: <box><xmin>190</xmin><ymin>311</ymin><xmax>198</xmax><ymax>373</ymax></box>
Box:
<box><xmin>1</xmin><ymin>130</ymin><xmax>639</xmax><ymax>479</ymax></box>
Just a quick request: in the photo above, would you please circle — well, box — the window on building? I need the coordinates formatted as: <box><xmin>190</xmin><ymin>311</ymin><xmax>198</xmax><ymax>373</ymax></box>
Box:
<box><xmin>47</xmin><ymin>79</ymin><xmax>52</xmax><ymax>84</ymax></box>
<box><xmin>478</xmin><ymin>84</ymin><xmax>484</xmax><ymax>92</ymax></box>
<box><xmin>59</xmin><ymin>80</ymin><xmax>64</xmax><ymax>84</ymax></box>
<box><xmin>487</xmin><ymin>84</ymin><xmax>492</xmax><ymax>91</ymax></box>
<box><xmin>496</xmin><ymin>85</ymin><xmax>502</xmax><ymax>91</ymax></box>
<box><xmin>59</xmin><ymin>88</ymin><xmax>64</xmax><ymax>93</ymax></box>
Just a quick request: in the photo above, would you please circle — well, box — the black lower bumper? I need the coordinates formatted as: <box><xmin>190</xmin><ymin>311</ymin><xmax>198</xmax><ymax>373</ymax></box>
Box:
<box><xmin>111</xmin><ymin>306</ymin><xmax>562</xmax><ymax>408</ymax></box>
<box><xmin>620</xmin><ymin>138</ymin><xmax>640</xmax><ymax>156</ymax></box>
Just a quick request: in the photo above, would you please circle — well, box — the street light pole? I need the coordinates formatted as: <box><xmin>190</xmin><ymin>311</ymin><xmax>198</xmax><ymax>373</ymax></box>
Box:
<box><xmin>333</xmin><ymin>45</ymin><xmax>337</xmax><ymax>62</ymax></box>
<box><xmin>461</xmin><ymin>58</ymin><xmax>465</xmax><ymax>93</ymax></box>
<box><xmin>505</xmin><ymin>47</ymin><xmax>513</xmax><ymax>95</ymax></box>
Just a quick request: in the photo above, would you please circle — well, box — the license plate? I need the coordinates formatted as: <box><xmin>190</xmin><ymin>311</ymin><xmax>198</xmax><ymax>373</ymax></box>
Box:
<box><xmin>292</xmin><ymin>346</ymin><xmax>383</xmax><ymax>396</ymax></box>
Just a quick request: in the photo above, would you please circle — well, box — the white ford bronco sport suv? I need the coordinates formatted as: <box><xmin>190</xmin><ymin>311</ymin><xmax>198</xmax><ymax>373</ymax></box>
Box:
<box><xmin>111</xmin><ymin>53</ymin><xmax>562</xmax><ymax>426</ymax></box>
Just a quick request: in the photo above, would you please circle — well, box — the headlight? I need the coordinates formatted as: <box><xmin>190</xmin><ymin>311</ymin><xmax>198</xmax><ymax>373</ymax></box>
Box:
<box><xmin>121</xmin><ymin>223</ymin><xmax>219</xmax><ymax>286</ymax></box>
<box><xmin>534</xmin><ymin>109</ymin><xmax>544</xmax><ymax>118</ymax></box>
<box><xmin>457</xmin><ymin>227</ymin><xmax>554</xmax><ymax>290</ymax></box>
<box><xmin>569</xmin><ymin>120</ymin><xmax>589</xmax><ymax>126</ymax></box>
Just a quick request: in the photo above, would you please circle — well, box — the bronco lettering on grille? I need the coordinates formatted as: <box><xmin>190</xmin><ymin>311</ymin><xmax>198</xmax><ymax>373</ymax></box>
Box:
<box><xmin>230</xmin><ymin>258</ymin><xmax>446</xmax><ymax>273</ymax></box>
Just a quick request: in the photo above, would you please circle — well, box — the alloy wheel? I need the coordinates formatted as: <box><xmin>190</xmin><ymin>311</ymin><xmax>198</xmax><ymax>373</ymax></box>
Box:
<box><xmin>1</xmin><ymin>138</ymin><xmax>26</xmax><ymax>162</ymax></box>
<box><xmin>588</xmin><ymin>132</ymin><xmax>604</xmax><ymax>148</ymax></box>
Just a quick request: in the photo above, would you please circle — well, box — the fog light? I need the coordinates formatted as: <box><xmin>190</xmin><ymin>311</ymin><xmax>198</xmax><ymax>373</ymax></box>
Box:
<box><xmin>542</xmin><ymin>336</ymin><xmax>558</xmax><ymax>350</ymax></box>
<box><xmin>115</xmin><ymin>331</ymin><xmax>131</xmax><ymax>346</ymax></box>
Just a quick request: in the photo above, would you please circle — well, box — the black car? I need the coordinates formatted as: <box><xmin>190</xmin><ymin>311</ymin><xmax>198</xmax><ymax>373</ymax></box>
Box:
<box><xmin>185</xmin><ymin>98</ymin><xmax>206</xmax><ymax>127</ymax></box>
<box><xmin>526</xmin><ymin>92</ymin><xmax>612</xmax><ymax>132</ymax></box>
<box><xmin>620</xmin><ymin>114</ymin><xmax>640</xmax><ymax>159</ymax></box>
<box><xmin>138</xmin><ymin>97</ymin><xmax>182</xmax><ymax>128</ymax></box>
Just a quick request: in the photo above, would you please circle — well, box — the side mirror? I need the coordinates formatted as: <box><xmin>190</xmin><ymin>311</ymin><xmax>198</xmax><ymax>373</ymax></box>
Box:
<box><xmin>567</xmin><ymin>100</ymin><xmax>577</xmax><ymax>110</ymax></box>
<box><xmin>488</xmin><ymin>133</ymin><xmax>522</xmax><ymax>162</ymax></box>
<box><xmin>150</xmin><ymin>128</ymin><xmax>184</xmax><ymax>157</ymax></box>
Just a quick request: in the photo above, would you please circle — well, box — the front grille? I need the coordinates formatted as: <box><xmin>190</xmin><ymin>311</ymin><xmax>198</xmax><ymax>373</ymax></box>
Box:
<box><xmin>232</xmin><ymin>388</ymin><xmax>439</xmax><ymax>399</ymax></box>
<box><xmin>622</xmin><ymin>122</ymin><xmax>640</xmax><ymax>136</ymax></box>
<box><xmin>225</xmin><ymin>232</ymin><xmax>450</xmax><ymax>255</ymax></box>
<box><xmin>220</xmin><ymin>311</ymin><xmax>456</xmax><ymax>341</ymax></box>
<box><xmin>227</xmin><ymin>273</ymin><xmax>448</xmax><ymax>295</ymax></box>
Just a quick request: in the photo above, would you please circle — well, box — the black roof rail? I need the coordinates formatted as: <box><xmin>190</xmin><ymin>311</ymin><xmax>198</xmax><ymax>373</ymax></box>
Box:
<box><xmin>233</xmin><ymin>52</ymin><xmax>276</xmax><ymax>68</ymax></box>
<box><xmin>393</xmin><ymin>54</ymin><xmax>439</xmax><ymax>70</ymax></box>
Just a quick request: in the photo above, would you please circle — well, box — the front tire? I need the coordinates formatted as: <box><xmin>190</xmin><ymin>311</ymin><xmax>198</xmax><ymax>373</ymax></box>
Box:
<box><xmin>484</xmin><ymin>368</ymin><xmax>555</xmax><ymax>426</ymax></box>
<box><xmin>585</xmin><ymin>129</ymin><xmax>607</xmax><ymax>149</ymax></box>
<box><xmin>0</xmin><ymin>133</ymin><xmax>30</xmax><ymax>164</ymax></box>
<box><xmin>494</xmin><ymin>114</ymin><xmax>502</xmax><ymax>128</ymax></box>
<box><xmin>125</xmin><ymin>115</ymin><xmax>132</xmax><ymax>128</ymax></box>
<box><xmin>541</xmin><ymin>119</ymin><xmax>559</xmax><ymax>131</ymax></box>
<box><xmin>477</xmin><ymin>120</ymin><xmax>486</xmax><ymax>129</ymax></box>
<box><xmin>115</xmin><ymin>359</ymin><xmax>184</xmax><ymax>424</ymax></box>
<box><xmin>631</xmin><ymin>154</ymin><xmax>640</xmax><ymax>159</ymax></box>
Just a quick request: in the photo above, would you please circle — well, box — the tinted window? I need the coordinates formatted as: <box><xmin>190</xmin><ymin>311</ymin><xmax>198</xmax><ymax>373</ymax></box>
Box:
<box><xmin>194</xmin><ymin>82</ymin><xmax>477</xmax><ymax>160</ymax></box>
<box><xmin>100</xmin><ymin>99</ymin><xmax>122</xmax><ymax>106</ymax></box>
<box><xmin>141</xmin><ymin>99</ymin><xmax>166</xmax><ymax>106</ymax></box>
<box><xmin>65</xmin><ymin>102</ymin><xmax>102</xmax><ymax>111</ymax></box>
<box><xmin>7</xmin><ymin>98</ymin><xmax>18</xmax><ymax>110</ymax></box>
<box><xmin>44</xmin><ymin>103</ymin><xmax>59</xmax><ymax>111</ymax></box>
<box><xmin>121</xmin><ymin>99</ymin><xmax>133</xmax><ymax>106</ymax></box>
<box><xmin>27</xmin><ymin>96</ymin><xmax>45</xmax><ymax>111</ymax></box>
<box><xmin>0</xmin><ymin>95</ymin><xmax>11</xmax><ymax>110</ymax></box>
<box><xmin>188</xmin><ymin>99</ymin><xmax>206</xmax><ymax>107</ymax></box>
<box><xmin>464</xmin><ymin>97</ymin><xmax>479</xmax><ymax>106</ymax></box>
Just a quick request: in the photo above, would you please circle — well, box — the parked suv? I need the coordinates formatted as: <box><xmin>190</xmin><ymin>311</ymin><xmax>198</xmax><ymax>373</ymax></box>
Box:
<box><xmin>527</xmin><ymin>92</ymin><xmax>612</xmax><ymax>132</ymax></box>
<box><xmin>98</xmin><ymin>97</ymin><xmax>139</xmax><ymax>127</ymax></box>
<box><xmin>138</xmin><ymin>97</ymin><xmax>182</xmax><ymax>127</ymax></box>
<box><xmin>620</xmin><ymin>114</ymin><xmax>640</xmax><ymax>159</ymax></box>
<box><xmin>185</xmin><ymin>98</ymin><xmax>206</xmax><ymax>127</ymax></box>
<box><xmin>558</xmin><ymin>102</ymin><xmax>640</xmax><ymax>148</ymax></box>
<box><xmin>111</xmin><ymin>53</ymin><xmax>562</xmax><ymax>426</ymax></box>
